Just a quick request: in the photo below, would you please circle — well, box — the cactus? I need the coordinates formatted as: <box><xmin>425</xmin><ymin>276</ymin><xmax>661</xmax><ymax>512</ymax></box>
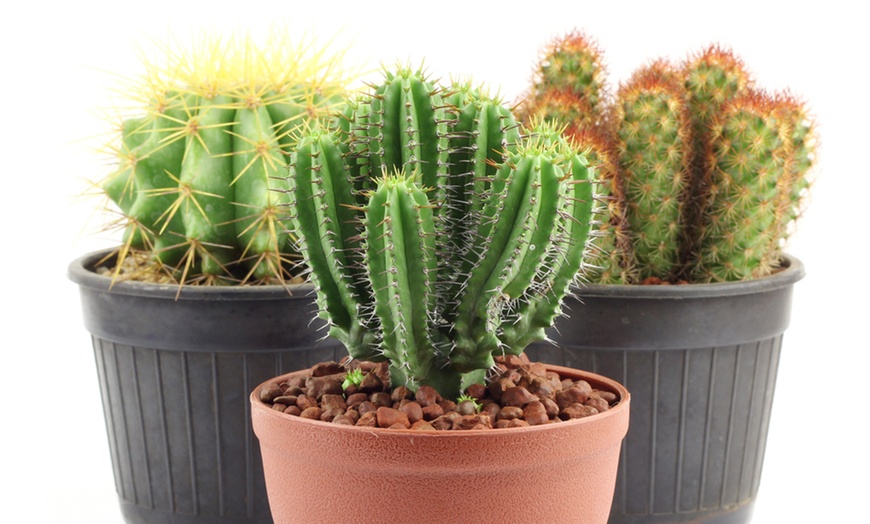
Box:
<box><xmin>520</xmin><ymin>30</ymin><xmax>608</xmax><ymax>127</ymax></box>
<box><xmin>287</xmin><ymin>67</ymin><xmax>595</xmax><ymax>396</ymax></box>
<box><xmin>614</xmin><ymin>61</ymin><xmax>693</xmax><ymax>282</ymax></box>
<box><xmin>99</xmin><ymin>34</ymin><xmax>348</xmax><ymax>285</ymax></box>
<box><xmin>572</xmin><ymin>125</ymin><xmax>635</xmax><ymax>284</ymax></box>
<box><xmin>693</xmin><ymin>90</ymin><xmax>815</xmax><ymax>282</ymax></box>
<box><xmin>518</xmin><ymin>35</ymin><xmax>817</xmax><ymax>284</ymax></box>
<box><xmin>517</xmin><ymin>31</ymin><xmax>630</xmax><ymax>283</ymax></box>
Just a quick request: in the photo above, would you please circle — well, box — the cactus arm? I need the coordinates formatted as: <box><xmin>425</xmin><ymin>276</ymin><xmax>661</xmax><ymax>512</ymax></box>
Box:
<box><xmin>365</xmin><ymin>174</ymin><xmax>440</xmax><ymax>390</ymax></box>
<box><xmin>500</xmin><ymin>150</ymin><xmax>594</xmax><ymax>352</ymax></box>
<box><xmin>179</xmin><ymin>95</ymin><xmax>238</xmax><ymax>276</ymax></box>
<box><xmin>451</xmin><ymin>153</ymin><xmax>559</xmax><ymax>371</ymax></box>
<box><xmin>289</xmin><ymin>129</ymin><xmax>375</xmax><ymax>357</ymax></box>
<box><xmin>615</xmin><ymin>63</ymin><xmax>693</xmax><ymax>281</ymax></box>
<box><xmin>695</xmin><ymin>92</ymin><xmax>789</xmax><ymax>282</ymax></box>
<box><xmin>442</xmin><ymin>86</ymin><xmax>521</xmax><ymax>321</ymax></box>
<box><xmin>371</xmin><ymin>69</ymin><xmax>448</xmax><ymax>204</ymax></box>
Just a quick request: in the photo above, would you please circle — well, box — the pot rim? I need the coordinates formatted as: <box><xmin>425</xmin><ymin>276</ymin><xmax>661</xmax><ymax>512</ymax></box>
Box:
<box><xmin>575</xmin><ymin>254</ymin><xmax>804</xmax><ymax>299</ymax></box>
<box><xmin>68</xmin><ymin>247</ymin><xmax>315</xmax><ymax>300</ymax></box>
<box><xmin>250</xmin><ymin>363</ymin><xmax>631</xmax><ymax>438</ymax></box>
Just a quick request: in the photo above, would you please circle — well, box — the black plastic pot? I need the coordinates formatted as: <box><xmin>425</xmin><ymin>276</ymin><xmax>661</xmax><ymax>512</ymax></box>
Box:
<box><xmin>69</xmin><ymin>249</ymin><xmax>344</xmax><ymax>524</ymax></box>
<box><xmin>526</xmin><ymin>255</ymin><xmax>804</xmax><ymax>524</ymax></box>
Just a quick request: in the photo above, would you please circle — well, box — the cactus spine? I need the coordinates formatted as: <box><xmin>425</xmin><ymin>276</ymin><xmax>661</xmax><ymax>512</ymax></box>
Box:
<box><xmin>99</xmin><ymin>35</ymin><xmax>348</xmax><ymax>285</ymax></box>
<box><xmin>288</xmin><ymin>68</ymin><xmax>594</xmax><ymax>396</ymax></box>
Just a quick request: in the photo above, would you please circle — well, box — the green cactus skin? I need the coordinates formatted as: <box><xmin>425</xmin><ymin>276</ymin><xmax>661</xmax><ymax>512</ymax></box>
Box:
<box><xmin>681</xmin><ymin>46</ymin><xmax>754</xmax><ymax>269</ymax></box>
<box><xmin>230</xmin><ymin>97</ymin><xmax>293</xmax><ymax>281</ymax></box>
<box><xmin>99</xmin><ymin>38</ymin><xmax>347</xmax><ymax>285</ymax></box>
<box><xmin>286</xmin><ymin>68</ymin><xmax>594</xmax><ymax>397</ymax></box>
<box><xmin>441</xmin><ymin>83</ymin><xmax>521</xmax><ymax>322</ymax></box>
<box><xmin>615</xmin><ymin>61</ymin><xmax>693</xmax><ymax>282</ymax></box>
<box><xmin>694</xmin><ymin>91</ymin><xmax>792</xmax><ymax>282</ymax></box>
<box><xmin>683</xmin><ymin>45</ymin><xmax>753</xmax><ymax>171</ymax></box>
<box><xmin>178</xmin><ymin>94</ymin><xmax>237</xmax><ymax>278</ymax></box>
<box><xmin>360</xmin><ymin>67</ymin><xmax>449</xmax><ymax>201</ymax></box>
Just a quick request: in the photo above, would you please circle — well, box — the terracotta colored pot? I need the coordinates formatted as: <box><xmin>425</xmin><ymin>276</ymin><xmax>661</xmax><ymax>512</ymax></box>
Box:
<box><xmin>251</xmin><ymin>364</ymin><xmax>630</xmax><ymax>523</ymax></box>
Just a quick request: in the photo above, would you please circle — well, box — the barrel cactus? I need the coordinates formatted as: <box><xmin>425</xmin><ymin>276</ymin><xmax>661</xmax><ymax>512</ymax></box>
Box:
<box><xmin>519</xmin><ymin>35</ymin><xmax>816</xmax><ymax>283</ymax></box>
<box><xmin>99</xmin><ymin>34</ymin><xmax>349</xmax><ymax>285</ymax></box>
<box><xmin>287</xmin><ymin>67</ymin><xmax>596</xmax><ymax>396</ymax></box>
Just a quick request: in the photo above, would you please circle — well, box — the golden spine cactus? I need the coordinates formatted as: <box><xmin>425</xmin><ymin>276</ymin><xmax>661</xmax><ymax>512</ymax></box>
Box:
<box><xmin>99</xmin><ymin>33</ymin><xmax>350</xmax><ymax>285</ymax></box>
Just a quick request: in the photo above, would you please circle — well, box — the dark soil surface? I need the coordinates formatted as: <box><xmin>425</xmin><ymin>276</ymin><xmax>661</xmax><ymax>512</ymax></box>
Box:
<box><xmin>258</xmin><ymin>354</ymin><xmax>621</xmax><ymax>431</ymax></box>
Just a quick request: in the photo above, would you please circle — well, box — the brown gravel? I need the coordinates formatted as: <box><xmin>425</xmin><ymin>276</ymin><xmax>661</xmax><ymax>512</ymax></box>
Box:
<box><xmin>258</xmin><ymin>353</ymin><xmax>621</xmax><ymax>431</ymax></box>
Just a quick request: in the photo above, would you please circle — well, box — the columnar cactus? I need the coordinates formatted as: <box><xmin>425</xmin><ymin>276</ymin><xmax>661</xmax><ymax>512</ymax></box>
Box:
<box><xmin>693</xmin><ymin>91</ymin><xmax>814</xmax><ymax>282</ymax></box>
<box><xmin>517</xmin><ymin>31</ymin><xmax>631</xmax><ymax>284</ymax></box>
<box><xmin>288</xmin><ymin>67</ymin><xmax>595</xmax><ymax>396</ymax></box>
<box><xmin>519</xmin><ymin>34</ymin><xmax>816</xmax><ymax>284</ymax></box>
<box><xmin>614</xmin><ymin>61</ymin><xmax>693</xmax><ymax>282</ymax></box>
<box><xmin>519</xmin><ymin>30</ymin><xmax>608</xmax><ymax>127</ymax></box>
<box><xmin>100</xmin><ymin>35</ymin><xmax>348</xmax><ymax>285</ymax></box>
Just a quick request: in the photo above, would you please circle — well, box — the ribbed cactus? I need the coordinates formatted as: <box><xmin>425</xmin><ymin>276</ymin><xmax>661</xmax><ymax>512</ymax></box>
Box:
<box><xmin>693</xmin><ymin>91</ymin><xmax>814</xmax><ymax>282</ymax></box>
<box><xmin>519</xmin><ymin>34</ymin><xmax>816</xmax><ymax>284</ymax></box>
<box><xmin>100</xmin><ymin>35</ymin><xmax>348</xmax><ymax>285</ymax></box>
<box><xmin>517</xmin><ymin>31</ymin><xmax>631</xmax><ymax>284</ymax></box>
<box><xmin>614</xmin><ymin>61</ymin><xmax>693</xmax><ymax>282</ymax></box>
<box><xmin>288</xmin><ymin>67</ymin><xmax>595</xmax><ymax>396</ymax></box>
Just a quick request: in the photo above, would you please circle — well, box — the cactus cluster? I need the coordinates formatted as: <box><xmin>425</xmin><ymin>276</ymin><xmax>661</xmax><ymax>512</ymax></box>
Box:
<box><xmin>519</xmin><ymin>33</ymin><xmax>816</xmax><ymax>283</ymax></box>
<box><xmin>287</xmin><ymin>67</ymin><xmax>596</xmax><ymax>396</ymax></box>
<box><xmin>99</xmin><ymin>34</ymin><xmax>348</xmax><ymax>285</ymax></box>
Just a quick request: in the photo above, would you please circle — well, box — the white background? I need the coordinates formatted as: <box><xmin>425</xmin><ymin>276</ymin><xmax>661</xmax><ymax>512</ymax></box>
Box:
<box><xmin>1</xmin><ymin>1</ymin><xmax>866</xmax><ymax>522</ymax></box>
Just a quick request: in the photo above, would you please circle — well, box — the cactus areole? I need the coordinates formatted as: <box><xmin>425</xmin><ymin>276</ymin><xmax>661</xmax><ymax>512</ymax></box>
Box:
<box><xmin>287</xmin><ymin>67</ymin><xmax>596</xmax><ymax>397</ymax></box>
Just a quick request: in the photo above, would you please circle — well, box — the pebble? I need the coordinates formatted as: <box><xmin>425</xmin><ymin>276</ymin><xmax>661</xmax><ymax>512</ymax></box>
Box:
<box><xmin>376</xmin><ymin>407</ymin><xmax>410</xmax><ymax>429</ymax></box>
<box><xmin>259</xmin><ymin>355</ymin><xmax>622</xmax><ymax>431</ymax></box>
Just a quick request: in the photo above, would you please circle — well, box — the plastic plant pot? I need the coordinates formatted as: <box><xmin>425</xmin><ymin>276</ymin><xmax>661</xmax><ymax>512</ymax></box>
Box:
<box><xmin>251</xmin><ymin>364</ymin><xmax>630</xmax><ymax>524</ymax></box>
<box><xmin>69</xmin><ymin>249</ymin><xmax>345</xmax><ymax>524</ymax></box>
<box><xmin>526</xmin><ymin>255</ymin><xmax>804</xmax><ymax>524</ymax></box>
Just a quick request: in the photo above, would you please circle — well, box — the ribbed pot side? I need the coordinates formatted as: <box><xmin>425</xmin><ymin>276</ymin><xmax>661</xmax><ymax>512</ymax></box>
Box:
<box><xmin>526</xmin><ymin>255</ymin><xmax>805</xmax><ymax>524</ymax></box>
<box><xmin>69</xmin><ymin>249</ymin><xmax>345</xmax><ymax>524</ymax></box>
<box><xmin>251</xmin><ymin>364</ymin><xmax>630</xmax><ymax>524</ymax></box>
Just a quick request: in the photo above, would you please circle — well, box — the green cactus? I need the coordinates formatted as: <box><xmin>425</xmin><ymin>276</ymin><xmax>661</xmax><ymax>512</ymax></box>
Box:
<box><xmin>520</xmin><ymin>30</ymin><xmax>608</xmax><ymax>126</ymax></box>
<box><xmin>99</xmin><ymin>35</ymin><xmax>348</xmax><ymax>285</ymax></box>
<box><xmin>614</xmin><ymin>61</ymin><xmax>693</xmax><ymax>282</ymax></box>
<box><xmin>567</xmin><ymin>125</ymin><xmax>634</xmax><ymax>284</ymax></box>
<box><xmin>693</xmin><ymin>90</ymin><xmax>813</xmax><ymax>282</ymax></box>
<box><xmin>287</xmin><ymin>68</ymin><xmax>595</xmax><ymax>397</ymax></box>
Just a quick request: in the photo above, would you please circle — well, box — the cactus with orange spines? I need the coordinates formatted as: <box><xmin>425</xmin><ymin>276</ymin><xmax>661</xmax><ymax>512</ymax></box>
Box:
<box><xmin>775</xmin><ymin>94</ymin><xmax>817</xmax><ymax>237</ymax></box>
<box><xmin>518</xmin><ymin>30</ymin><xmax>609</xmax><ymax>130</ymax></box>
<box><xmin>693</xmin><ymin>90</ymin><xmax>804</xmax><ymax>282</ymax></box>
<box><xmin>614</xmin><ymin>61</ymin><xmax>693</xmax><ymax>282</ymax></box>
<box><xmin>683</xmin><ymin>45</ymin><xmax>754</xmax><ymax>176</ymax></box>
